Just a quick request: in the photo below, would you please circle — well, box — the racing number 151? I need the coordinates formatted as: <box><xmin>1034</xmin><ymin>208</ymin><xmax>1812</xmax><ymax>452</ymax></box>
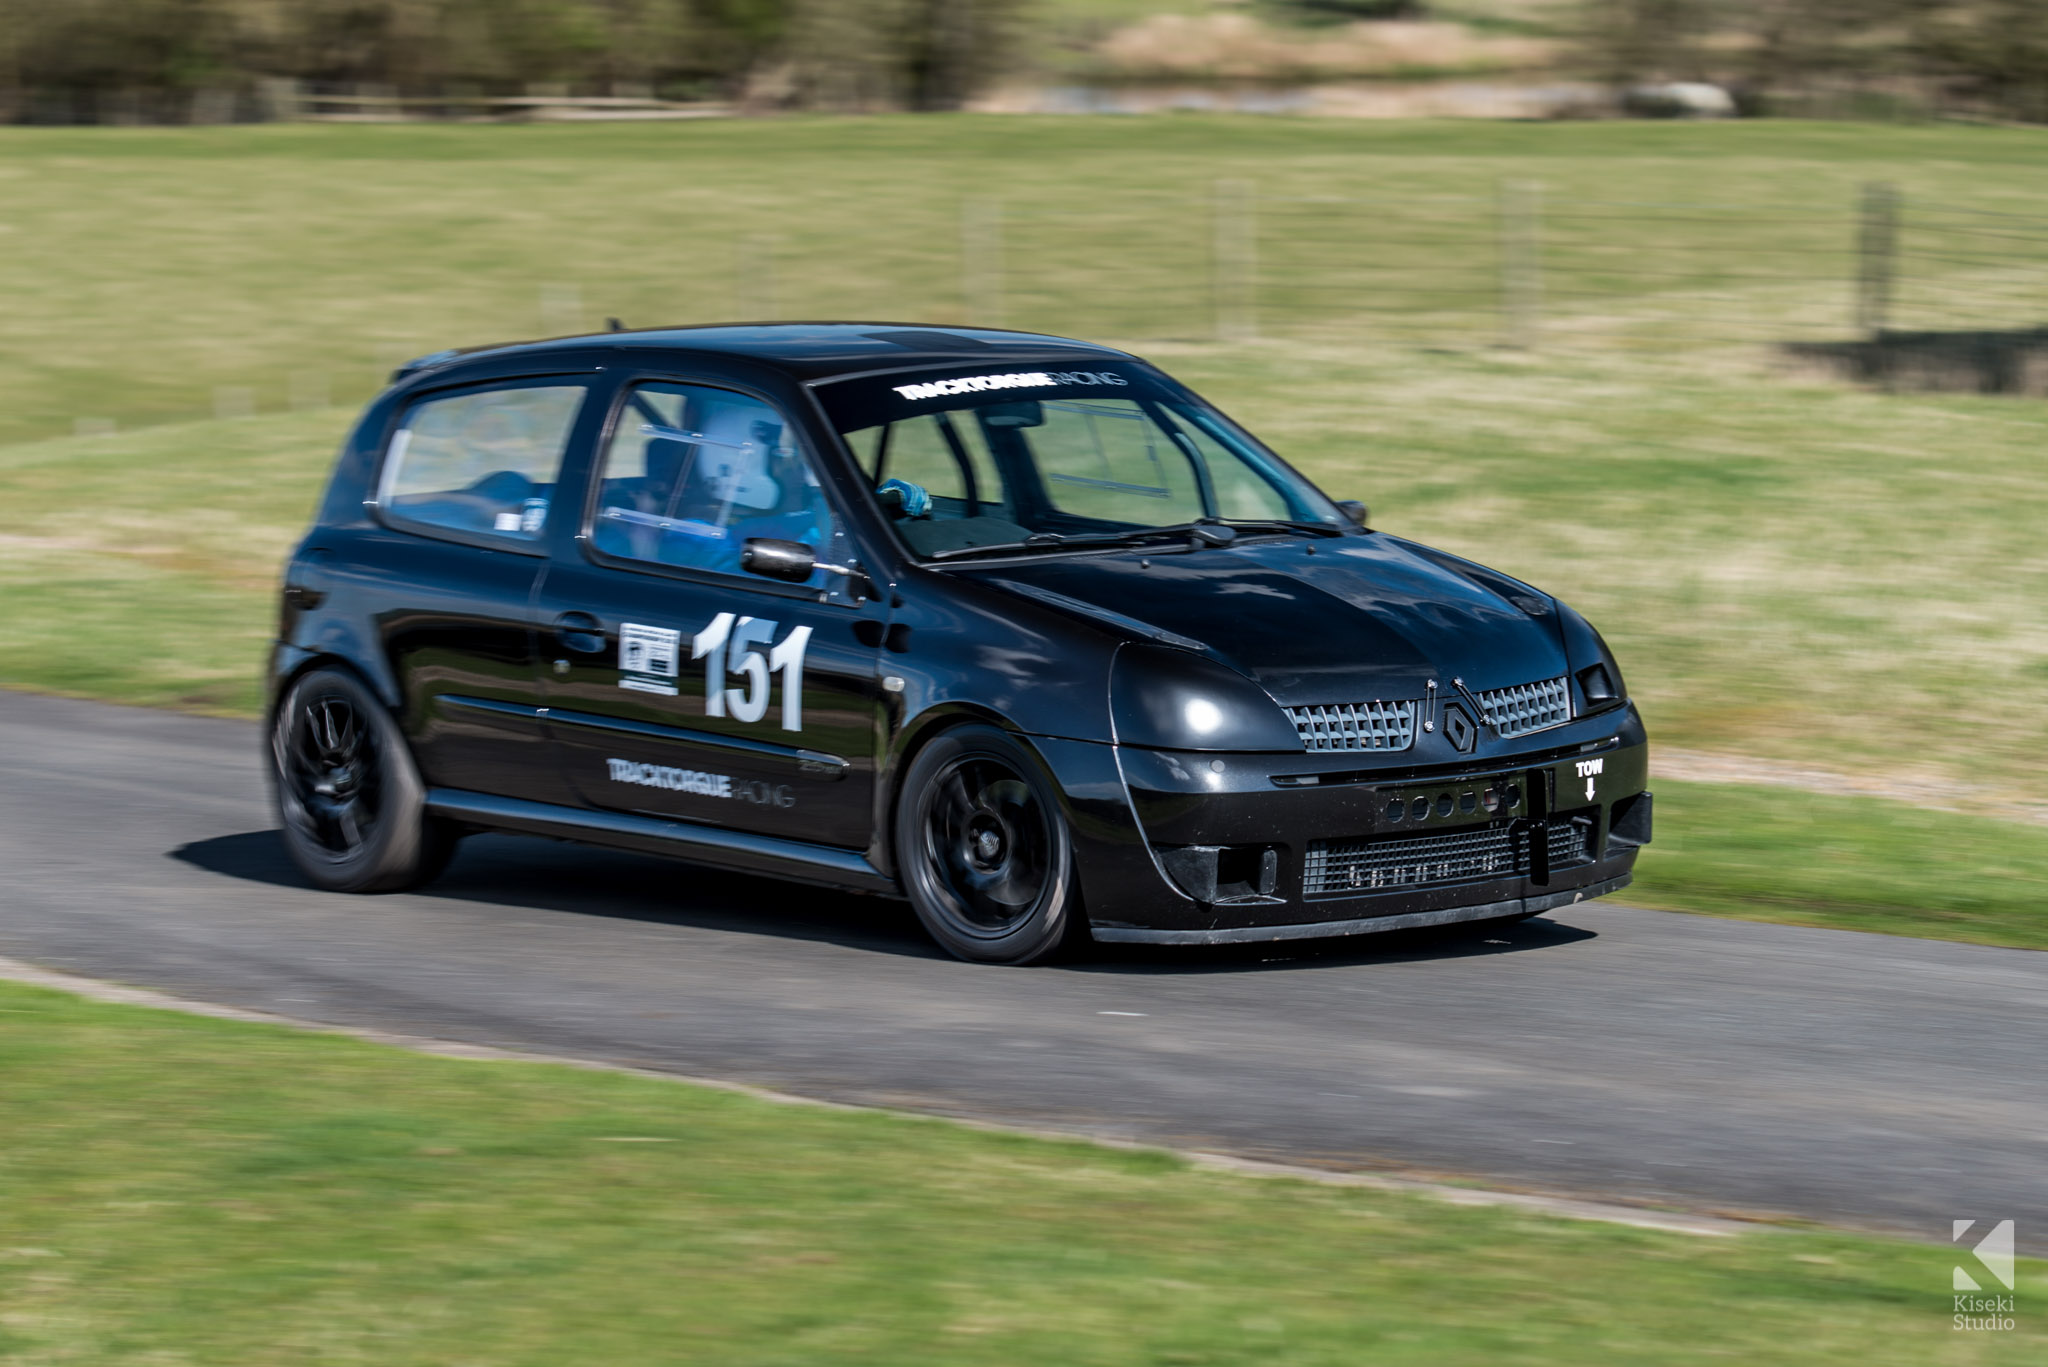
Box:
<box><xmin>693</xmin><ymin>613</ymin><xmax>811</xmax><ymax>732</ymax></box>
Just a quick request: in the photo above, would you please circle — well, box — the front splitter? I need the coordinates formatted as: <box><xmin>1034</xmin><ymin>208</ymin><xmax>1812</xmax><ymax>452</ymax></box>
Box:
<box><xmin>1090</xmin><ymin>874</ymin><xmax>1632</xmax><ymax>946</ymax></box>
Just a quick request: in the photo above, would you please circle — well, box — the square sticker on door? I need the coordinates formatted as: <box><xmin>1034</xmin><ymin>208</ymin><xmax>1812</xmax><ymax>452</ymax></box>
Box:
<box><xmin>618</xmin><ymin>622</ymin><xmax>681</xmax><ymax>696</ymax></box>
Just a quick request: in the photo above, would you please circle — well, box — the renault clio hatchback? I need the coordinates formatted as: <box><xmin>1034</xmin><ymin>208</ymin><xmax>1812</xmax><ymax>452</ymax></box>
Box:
<box><xmin>270</xmin><ymin>324</ymin><xmax>1650</xmax><ymax>964</ymax></box>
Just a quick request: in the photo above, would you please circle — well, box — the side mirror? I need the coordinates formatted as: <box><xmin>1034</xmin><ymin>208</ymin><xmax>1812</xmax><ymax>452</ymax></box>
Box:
<box><xmin>1334</xmin><ymin>500</ymin><xmax>1369</xmax><ymax>527</ymax></box>
<box><xmin>742</xmin><ymin>538</ymin><xmax>879</xmax><ymax>602</ymax></box>
<box><xmin>741</xmin><ymin>538</ymin><xmax>817</xmax><ymax>582</ymax></box>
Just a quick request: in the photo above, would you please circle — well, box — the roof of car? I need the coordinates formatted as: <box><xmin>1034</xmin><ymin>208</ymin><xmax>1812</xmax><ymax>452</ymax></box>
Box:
<box><xmin>395</xmin><ymin>322</ymin><xmax>1138</xmax><ymax>386</ymax></box>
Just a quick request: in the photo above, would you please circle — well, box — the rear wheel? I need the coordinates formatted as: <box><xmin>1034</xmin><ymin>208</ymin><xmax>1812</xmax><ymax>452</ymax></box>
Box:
<box><xmin>895</xmin><ymin>725</ymin><xmax>1081</xmax><ymax>965</ymax></box>
<box><xmin>271</xmin><ymin>667</ymin><xmax>455</xmax><ymax>893</ymax></box>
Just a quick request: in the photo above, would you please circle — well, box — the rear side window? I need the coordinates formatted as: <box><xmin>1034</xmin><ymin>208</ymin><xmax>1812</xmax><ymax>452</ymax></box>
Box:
<box><xmin>378</xmin><ymin>383</ymin><xmax>586</xmax><ymax>545</ymax></box>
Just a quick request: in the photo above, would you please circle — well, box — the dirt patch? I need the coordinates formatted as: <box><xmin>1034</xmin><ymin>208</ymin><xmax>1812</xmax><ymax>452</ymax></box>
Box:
<box><xmin>1783</xmin><ymin>329</ymin><xmax>2048</xmax><ymax>396</ymax></box>
<box><xmin>1093</xmin><ymin>14</ymin><xmax>1556</xmax><ymax>81</ymax></box>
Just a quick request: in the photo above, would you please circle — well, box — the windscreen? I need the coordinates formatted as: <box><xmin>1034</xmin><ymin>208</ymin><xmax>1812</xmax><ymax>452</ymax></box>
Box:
<box><xmin>812</xmin><ymin>363</ymin><xmax>1341</xmax><ymax>558</ymax></box>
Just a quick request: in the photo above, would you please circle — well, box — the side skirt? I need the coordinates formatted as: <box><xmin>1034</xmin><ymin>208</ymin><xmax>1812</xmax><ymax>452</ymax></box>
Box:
<box><xmin>424</xmin><ymin>789</ymin><xmax>897</xmax><ymax>896</ymax></box>
<box><xmin>1090</xmin><ymin>876</ymin><xmax>1633</xmax><ymax>946</ymax></box>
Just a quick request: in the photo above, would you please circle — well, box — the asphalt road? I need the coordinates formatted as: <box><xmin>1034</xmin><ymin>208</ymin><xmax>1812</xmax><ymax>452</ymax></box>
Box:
<box><xmin>2</xmin><ymin>690</ymin><xmax>2042</xmax><ymax>1248</ymax></box>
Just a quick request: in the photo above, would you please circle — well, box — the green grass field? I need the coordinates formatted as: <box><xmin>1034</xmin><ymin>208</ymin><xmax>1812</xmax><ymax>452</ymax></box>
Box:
<box><xmin>1635</xmin><ymin>780</ymin><xmax>2048</xmax><ymax>949</ymax></box>
<box><xmin>1</xmin><ymin>116</ymin><xmax>2045</xmax><ymax>949</ymax></box>
<box><xmin>1</xmin><ymin>976</ymin><xmax>2040</xmax><ymax>1365</ymax></box>
<box><xmin>6</xmin><ymin>117</ymin><xmax>2048</xmax><ymax>445</ymax></box>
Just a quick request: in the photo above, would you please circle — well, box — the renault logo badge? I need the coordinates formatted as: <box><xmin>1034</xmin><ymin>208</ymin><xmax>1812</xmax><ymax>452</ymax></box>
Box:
<box><xmin>1443</xmin><ymin>702</ymin><xmax>1477</xmax><ymax>753</ymax></box>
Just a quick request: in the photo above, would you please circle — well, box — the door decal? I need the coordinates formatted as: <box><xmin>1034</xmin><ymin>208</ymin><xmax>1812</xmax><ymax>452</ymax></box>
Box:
<box><xmin>618</xmin><ymin>623</ymin><xmax>681</xmax><ymax>696</ymax></box>
<box><xmin>603</xmin><ymin>758</ymin><xmax>795</xmax><ymax>808</ymax></box>
<box><xmin>690</xmin><ymin>612</ymin><xmax>814</xmax><ymax>732</ymax></box>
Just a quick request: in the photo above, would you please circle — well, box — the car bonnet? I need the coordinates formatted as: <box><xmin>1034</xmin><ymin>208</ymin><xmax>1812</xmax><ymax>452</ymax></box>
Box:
<box><xmin>951</xmin><ymin>534</ymin><xmax>1568</xmax><ymax>706</ymax></box>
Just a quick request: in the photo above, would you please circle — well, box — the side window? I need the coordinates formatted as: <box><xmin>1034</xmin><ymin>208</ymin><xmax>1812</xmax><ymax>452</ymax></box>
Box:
<box><xmin>1028</xmin><ymin>399</ymin><xmax>1203</xmax><ymax>526</ymax></box>
<box><xmin>379</xmin><ymin>383</ymin><xmax>585</xmax><ymax>545</ymax></box>
<box><xmin>591</xmin><ymin>382</ymin><xmax>841</xmax><ymax>584</ymax></box>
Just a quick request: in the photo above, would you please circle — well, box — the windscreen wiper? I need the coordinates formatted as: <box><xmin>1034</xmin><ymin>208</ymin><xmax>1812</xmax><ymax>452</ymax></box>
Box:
<box><xmin>926</xmin><ymin>519</ymin><xmax>1341</xmax><ymax>563</ymax></box>
<box><xmin>926</xmin><ymin>525</ymin><xmax>1215</xmax><ymax>562</ymax></box>
<box><xmin>1026</xmin><ymin>525</ymin><xmax>1222</xmax><ymax>549</ymax></box>
<box><xmin>1196</xmin><ymin>517</ymin><xmax>1345</xmax><ymax>538</ymax></box>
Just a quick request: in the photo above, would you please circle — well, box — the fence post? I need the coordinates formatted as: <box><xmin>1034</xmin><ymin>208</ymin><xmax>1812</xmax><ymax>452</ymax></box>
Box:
<box><xmin>1856</xmin><ymin>182</ymin><xmax>1899</xmax><ymax>339</ymax></box>
<box><xmin>1498</xmin><ymin>180</ymin><xmax>1542</xmax><ymax>349</ymax></box>
<box><xmin>1213</xmin><ymin>179</ymin><xmax>1257</xmax><ymax>343</ymax></box>
<box><xmin>961</xmin><ymin>199</ymin><xmax>1005</xmax><ymax>326</ymax></box>
<box><xmin>256</xmin><ymin>78</ymin><xmax>304</xmax><ymax>123</ymax></box>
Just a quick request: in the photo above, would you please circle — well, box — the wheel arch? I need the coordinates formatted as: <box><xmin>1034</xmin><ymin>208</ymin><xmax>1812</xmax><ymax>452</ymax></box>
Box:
<box><xmin>268</xmin><ymin>641</ymin><xmax>404</xmax><ymax>731</ymax></box>
<box><xmin>267</xmin><ymin>648</ymin><xmax>458</xmax><ymax>894</ymax></box>
<box><xmin>873</xmin><ymin>700</ymin><xmax>1051</xmax><ymax>882</ymax></box>
<box><xmin>883</xmin><ymin>709</ymin><xmax>1087</xmax><ymax>964</ymax></box>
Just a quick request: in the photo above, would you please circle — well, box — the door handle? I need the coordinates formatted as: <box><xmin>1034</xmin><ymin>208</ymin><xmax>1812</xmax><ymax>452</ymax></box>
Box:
<box><xmin>554</xmin><ymin>612</ymin><xmax>606</xmax><ymax>654</ymax></box>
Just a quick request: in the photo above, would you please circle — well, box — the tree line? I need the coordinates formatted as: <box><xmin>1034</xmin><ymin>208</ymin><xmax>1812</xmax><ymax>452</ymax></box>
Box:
<box><xmin>1590</xmin><ymin>0</ymin><xmax>2048</xmax><ymax>122</ymax></box>
<box><xmin>0</xmin><ymin>0</ymin><xmax>1029</xmax><ymax>120</ymax></box>
<box><xmin>0</xmin><ymin>0</ymin><xmax>2043</xmax><ymax>123</ymax></box>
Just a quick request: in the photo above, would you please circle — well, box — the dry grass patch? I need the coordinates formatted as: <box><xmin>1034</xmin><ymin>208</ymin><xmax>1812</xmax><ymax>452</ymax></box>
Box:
<box><xmin>1096</xmin><ymin>13</ymin><xmax>1556</xmax><ymax>79</ymax></box>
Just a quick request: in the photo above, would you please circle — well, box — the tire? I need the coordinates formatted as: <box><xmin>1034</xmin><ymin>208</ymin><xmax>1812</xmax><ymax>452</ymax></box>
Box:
<box><xmin>270</xmin><ymin>667</ymin><xmax>456</xmax><ymax>893</ymax></box>
<box><xmin>894</xmin><ymin>724</ymin><xmax>1083</xmax><ymax>965</ymax></box>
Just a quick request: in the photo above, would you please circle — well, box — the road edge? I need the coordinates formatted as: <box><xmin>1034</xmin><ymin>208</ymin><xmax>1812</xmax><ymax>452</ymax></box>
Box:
<box><xmin>0</xmin><ymin>951</ymin><xmax>1760</xmax><ymax>1240</ymax></box>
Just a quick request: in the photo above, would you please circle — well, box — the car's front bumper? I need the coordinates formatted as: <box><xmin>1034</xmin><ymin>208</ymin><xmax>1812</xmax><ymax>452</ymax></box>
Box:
<box><xmin>1088</xmin><ymin>876</ymin><xmax>1635</xmax><ymax>945</ymax></box>
<box><xmin>1035</xmin><ymin>703</ymin><xmax>1650</xmax><ymax>943</ymax></box>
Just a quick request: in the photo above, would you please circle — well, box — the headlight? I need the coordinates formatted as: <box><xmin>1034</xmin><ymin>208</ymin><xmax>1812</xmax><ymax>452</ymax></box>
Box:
<box><xmin>1110</xmin><ymin>645</ymin><xmax>1300</xmax><ymax>752</ymax></box>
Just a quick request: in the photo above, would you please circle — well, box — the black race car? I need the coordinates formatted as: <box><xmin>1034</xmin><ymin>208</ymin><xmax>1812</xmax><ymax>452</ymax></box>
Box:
<box><xmin>270</xmin><ymin>324</ymin><xmax>1649</xmax><ymax>964</ymax></box>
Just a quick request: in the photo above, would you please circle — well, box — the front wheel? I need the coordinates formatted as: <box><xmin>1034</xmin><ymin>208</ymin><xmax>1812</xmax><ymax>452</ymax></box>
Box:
<box><xmin>271</xmin><ymin>667</ymin><xmax>455</xmax><ymax>893</ymax></box>
<box><xmin>895</xmin><ymin>725</ymin><xmax>1083</xmax><ymax>965</ymax></box>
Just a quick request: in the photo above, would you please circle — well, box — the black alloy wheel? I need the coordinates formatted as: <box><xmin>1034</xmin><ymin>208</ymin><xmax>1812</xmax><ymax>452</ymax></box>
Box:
<box><xmin>271</xmin><ymin>667</ymin><xmax>454</xmax><ymax>893</ymax></box>
<box><xmin>280</xmin><ymin>690</ymin><xmax>382</xmax><ymax>859</ymax></box>
<box><xmin>895</xmin><ymin>724</ymin><xmax>1082</xmax><ymax>965</ymax></box>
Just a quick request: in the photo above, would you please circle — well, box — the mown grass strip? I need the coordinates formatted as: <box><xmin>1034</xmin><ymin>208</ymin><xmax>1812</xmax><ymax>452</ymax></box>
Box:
<box><xmin>0</xmin><ymin>977</ymin><xmax>2039</xmax><ymax>1365</ymax></box>
<box><xmin>1633</xmin><ymin>779</ymin><xmax>2048</xmax><ymax>951</ymax></box>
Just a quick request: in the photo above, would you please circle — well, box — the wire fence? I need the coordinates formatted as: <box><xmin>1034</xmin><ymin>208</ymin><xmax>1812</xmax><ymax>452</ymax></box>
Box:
<box><xmin>950</xmin><ymin>182</ymin><xmax>2048</xmax><ymax>363</ymax></box>
<box><xmin>56</xmin><ymin>179</ymin><xmax>2048</xmax><ymax>444</ymax></box>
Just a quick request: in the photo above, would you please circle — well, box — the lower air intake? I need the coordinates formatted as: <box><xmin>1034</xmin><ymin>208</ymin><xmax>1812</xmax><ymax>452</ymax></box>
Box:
<box><xmin>1302</xmin><ymin>819</ymin><xmax>1590</xmax><ymax>898</ymax></box>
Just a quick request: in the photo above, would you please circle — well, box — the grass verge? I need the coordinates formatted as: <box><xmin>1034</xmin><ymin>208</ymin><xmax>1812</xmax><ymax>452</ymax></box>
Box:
<box><xmin>1636</xmin><ymin>780</ymin><xmax>2048</xmax><ymax>951</ymax></box>
<box><xmin>0</xmin><ymin>977</ymin><xmax>2040</xmax><ymax>1365</ymax></box>
<box><xmin>0</xmin><ymin>409</ymin><xmax>330</xmax><ymax>715</ymax></box>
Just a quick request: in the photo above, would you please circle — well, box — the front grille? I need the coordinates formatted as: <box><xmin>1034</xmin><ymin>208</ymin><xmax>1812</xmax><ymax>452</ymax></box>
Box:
<box><xmin>1287</xmin><ymin>701</ymin><xmax>1416</xmax><ymax>753</ymax></box>
<box><xmin>1303</xmin><ymin>819</ymin><xmax>1589</xmax><ymax>898</ymax></box>
<box><xmin>1476</xmin><ymin>675</ymin><xmax>1572</xmax><ymax>738</ymax></box>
